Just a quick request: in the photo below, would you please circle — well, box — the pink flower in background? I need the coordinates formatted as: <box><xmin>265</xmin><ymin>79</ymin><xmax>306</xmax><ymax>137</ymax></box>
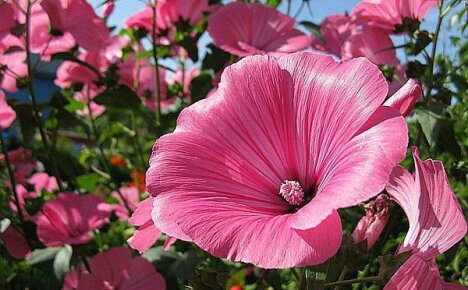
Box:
<box><xmin>0</xmin><ymin>2</ymin><xmax>16</xmax><ymax>41</ymax></box>
<box><xmin>29</xmin><ymin>7</ymin><xmax>76</xmax><ymax>61</ymax></box>
<box><xmin>106</xmin><ymin>186</ymin><xmax>139</xmax><ymax>221</ymax></box>
<box><xmin>0</xmin><ymin>147</ymin><xmax>36</xmax><ymax>185</ymax></box>
<box><xmin>0</xmin><ymin>90</ymin><xmax>16</xmax><ymax>129</ymax></box>
<box><xmin>342</xmin><ymin>26</ymin><xmax>398</xmax><ymax>66</ymax></box>
<box><xmin>384</xmin><ymin>148</ymin><xmax>467</xmax><ymax>289</ymax></box>
<box><xmin>128</xmin><ymin>196</ymin><xmax>176</xmax><ymax>253</ymax></box>
<box><xmin>9</xmin><ymin>184</ymin><xmax>37</xmax><ymax>213</ymax></box>
<box><xmin>0</xmin><ymin>225</ymin><xmax>31</xmax><ymax>259</ymax></box>
<box><xmin>55</xmin><ymin>52</ymin><xmax>101</xmax><ymax>88</ymax></box>
<box><xmin>27</xmin><ymin>172</ymin><xmax>59</xmax><ymax>193</ymax></box>
<box><xmin>0</xmin><ymin>35</ymin><xmax>27</xmax><ymax>92</ymax></box>
<box><xmin>311</xmin><ymin>14</ymin><xmax>357</xmax><ymax>57</ymax></box>
<box><xmin>352</xmin><ymin>0</ymin><xmax>437</xmax><ymax>31</ymax></box>
<box><xmin>32</xmin><ymin>192</ymin><xmax>110</xmax><ymax>247</ymax></box>
<box><xmin>167</xmin><ymin>67</ymin><xmax>200</xmax><ymax>99</ymax></box>
<box><xmin>40</xmin><ymin>0</ymin><xmax>109</xmax><ymax>51</ymax></box>
<box><xmin>73</xmin><ymin>85</ymin><xmax>106</xmax><ymax>118</ymax></box>
<box><xmin>384</xmin><ymin>79</ymin><xmax>422</xmax><ymax>116</ymax></box>
<box><xmin>63</xmin><ymin>247</ymin><xmax>166</xmax><ymax>290</ymax></box>
<box><xmin>102</xmin><ymin>0</ymin><xmax>116</xmax><ymax>20</ymax></box>
<box><xmin>208</xmin><ymin>2</ymin><xmax>311</xmax><ymax>57</ymax></box>
<box><xmin>136</xmin><ymin>65</ymin><xmax>169</xmax><ymax>111</ymax></box>
<box><xmin>352</xmin><ymin>194</ymin><xmax>389</xmax><ymax>250</ymax></box>
<box><xmin>147</xmin><ymin>52</ymin><xmax>408</xmax><ymax>268</ymax></box>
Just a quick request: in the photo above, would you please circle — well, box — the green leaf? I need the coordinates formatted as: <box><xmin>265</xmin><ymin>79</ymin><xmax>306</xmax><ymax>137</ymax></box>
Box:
<box><xmin>12</xmin><ymin>103</ymin><xmax>36</xmax><ymax>146</ymax></box>
<box><xmin>168</xmin><ymin>250</ymin><xmax>198</xmax><ymax>280</ymax></box>
<box><xmin>190</xmin><ymin>73</ymin><xmax>213</xmax><ymax>103</ymax></box>
<box><xmin>202</xmin><ymin>44</ymin><xmax>231</xmax><ymax>73</ymax></box>
<box><xmin>76</xmin><ymin>173</ymin><xmax>102</xmax><ymax>192</ymax></box>
<box><xmin>177</xmin><ymin>37</ymin><xmax>199</xmax><ymax>62</ymax></box>
<box><xmin>94</xmin><ymin>85</ymin><xmax>141</xmax><ymax>109</ymax></box>
<box><xmin>416</xmin><ymin>104</ymin><xmax>445</xmax><ymax>146</ymax></box>
<box><xmin>266</xmin><ymin>0</ymin><xmax>281</xmax><ymax>8</ymax></box>
<box><xmin>28</xmin><ymin>247</ymin><xmax>62</xmax><ymax>265</ymax></box>
<box><xmin>53</xmin><ymin>245</ymin><xmax>72</xmax><ymax>279</ymax></box>
<box><xmin>300</xmin><ymin>21</ymin><xmax>324</xmax><ymax>41</ymax></box>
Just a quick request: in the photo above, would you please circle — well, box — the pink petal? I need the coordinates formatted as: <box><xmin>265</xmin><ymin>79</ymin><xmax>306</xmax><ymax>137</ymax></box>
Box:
<box><xmin>208</xmin><ymin>2</ymin><xmax>310</xmax><ymax>57</ymax></box>
<box><xmin>386</xmin><ymin>148</ymin><xmax>467</xmax><ymax>259</ymax></box>
<box><xmin>119</xmin><ymin>257</ymin><xmax>166</xmax><ymax>290</ymax></box>
<box><xmin>0</xmin><ymin>90</ymin><xmax>16</xmax><ymax>128</ymax></box>
<box><xmin>384</xmin><ymin>79</ymin><xmax>422</xmax><ymax>116</ymax></box>
<box><xmin>1</xmin><ymin>226</ymin><xmax>31</xmax><ymax>259</ymax></box>
<box><xmin>127</xmin><ymin>221</ymin><xmax>162</xmax><ymax>254</ymax></box>
<box><xmin>311</xmin><ymin>14</ymin><xmax>357</xmax><ymax>57</ymax></box>
<box><xmin>87</xmin><ymin>247</ymin><xmax>131</xmax><ymax>287</ymax></box>
<box><xmin>129</xmin><ymin>196</ymin><xmax>154</xmax><ymax>226</ymax></box>
<box><xmin>384</xmin><ymin>255</ymin><xmax>465</xmax><ymax>290</ymax></box>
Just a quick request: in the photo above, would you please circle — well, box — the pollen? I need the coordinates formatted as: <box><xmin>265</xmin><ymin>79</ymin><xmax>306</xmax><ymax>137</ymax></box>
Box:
<box><xmin>279</xmin><ymin>180</ymin><xmax>305</xmax><ymax>206</ymax></box>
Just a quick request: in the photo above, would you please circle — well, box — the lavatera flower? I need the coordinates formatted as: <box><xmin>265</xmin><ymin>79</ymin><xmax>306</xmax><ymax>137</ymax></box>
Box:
<box><xmin>384</xmin><ymin>148</ymin><xmax>467</xmax><ymax>289</ymax></box>
<box><xmin>147</xmin><ymin>52</ymin><xmax>409</xmax><ymax>269</ymax></box>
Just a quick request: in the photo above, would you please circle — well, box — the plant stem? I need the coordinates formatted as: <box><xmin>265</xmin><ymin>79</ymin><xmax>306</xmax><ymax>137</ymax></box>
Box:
<box><xmin>324</xmin><ymin>276</ymin><xmax>382</xmax><ymax>288</ymax></box>
<box><xmin>85</xmin><ymin>99</ymin><xmax>133</xmax><ymax>215</ymax></box>
<box><xmin>24</xmin><ymin>0</ymin><xmax>64</xmax><ymax>191</ymax></box>
<box><xmin>151</xmin><ymin>1</ymin><xmax>163</xmax><ymax>132</ymax></box>
<box><xmin>0</xmin><ymin>132</ymin><xmax>33</xmax><ymax>249</ymax></box>
<box><xmin>334</xmin><ymin>266</ymin><xmax>349</xmax><ymax>290</ymax></box>
<box><xmin>425</xmin><ymin>0</ymin><xmax>445</xmax><ymax>101</ymax></box>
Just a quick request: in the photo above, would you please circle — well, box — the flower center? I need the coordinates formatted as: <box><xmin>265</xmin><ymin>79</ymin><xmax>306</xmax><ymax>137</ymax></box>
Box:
<box><xmin>279</xmin><ymin>180</ymin><xmax>305</xmax><ymax>206</ymax></box>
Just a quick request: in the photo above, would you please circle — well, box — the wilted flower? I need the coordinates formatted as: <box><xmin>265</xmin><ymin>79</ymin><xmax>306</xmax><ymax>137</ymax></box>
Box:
<box><xmin>352</xmin><ymin>194</ymin><xmax>389</xmax><ymax>250</ymax></box>
<box><xmin>208</xmin><ymin>2</ymin><xmax>311</xmax><ymax>57</ymax></box>
<box><xmin>384</xmin><ymin>148</ymin><xmax>467</xmax><ymax>289</ymax></box>
<box><xmin>147</xmin><ymin>52</ymin><xmax>408</xmax><ymax>268</ymax></box>
<box><xmin>31</xmin><ymin>192</ymin><xmax>110</xmax><ymax>247</ymax></box>
<box><xmin>63</xmin><ymin>247</ymin><xmax>166</xmax><ymax>290</ymax></box>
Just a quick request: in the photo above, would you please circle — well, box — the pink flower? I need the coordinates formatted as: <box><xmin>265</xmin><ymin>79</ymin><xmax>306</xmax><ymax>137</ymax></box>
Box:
<box><xmin>0</xmin><ymin>89</ymin><xmax>16</xmax><ymax>129</ymax></box>
<box><xmin>0</xmin><ymin>35</ymin><xmax>27</xmax><ymax>92</ymax></box>
<box><xmin>0</xmin><ymin>147</ymin><xmax>35</xmax><ymax>184</ymax></box>
<box><xmin>0</xmin><ymin>2</ymin><xmax>16</xmax><ymax>41</ymax></box>
<box><xmin>128</xmin><ymin>196</ymin><xmax>176</xmax><ymax>253</ymax></box>
<box><xmin>147</xmin><ymin>52</ymin><xmax>408</xmax><ymax>268</ymax></box>
<box><xmin>55</xmin><ymin>52</ymin><xmax>101</xmax><ymax>88</ymax></box>
<box><xmin>9</xmin><ymin>184</ymin><xmax>37</xmax><ymax>213</ymax></box>
<box><xmin>27</xmin><ymin>172</ymin><xmax>59</xmax><ymax>193</ymax></box>
<box><xmin>136</xmin><ymin>65</ymin><xmax>169</xmax><ymax>111</ymax></box>
<box><xmin>102</xmin><ymin>0</ymin><xmax>115</xmax><ymax>20</ymax></box>
<box><xmin>384</xmin><ymin>148</ymin><xmax>467</xmax><ymax>289</ymax></box>
<box><xmin>63</xmin><ymin>247</ymin><xmax>166</xmax><ymax>290</ymax></box>
<box><xmin>167</xmin><ymin>67</ymin><xmax>200</xmax><ymax>99</ymax></box>
<box><xmin>384</xmin><ymin>79</ymin><xmax>422</xmax><ymax>116</ymax></box>
<box><xmin>311</xmin><ymin>14</ymin><xmax>357</xmax><ymax>57</ymax></box>
<box><xmin>31</xmin><ymin>192</ymin><xmax>110</xmax><ymax>247</ymax></box>
<box><xmin>342</xmin><ymin>26</ymin><xmax>398</xmax><ymax>66</ymax></box>
<box><xmin>208</xmin><ymin>2</ymin><xmax>311</xmax><ymax>57</ymax></box>
<box><xmin>40</xmin><ymin>0</ymin><xmax>109</xmax><ymax>51</ymax></box>
<box><xmin>0</xmin><ymin>225</ymin><xmax>31</xmax><ymax>259</ymax></box>
<box><xmin>107</xmin><ymin>186</ymin><xmax>139</xmax><ymax>221</ymax></box>
<box><xmin>352</xmin><ymin>0</ymin><xmax>437</xmax><ymax>31</ymax></box>
<box><xmin>352</xmin><ymin>194</ymin><xmax>389</xmax><ymax>250</ymax></box>
<box><xmin>29</xmin><ymin>7</ymin><xmax>76</xmax><ymax>61</ymax></box>
<box><xmin>73</xmin><ymin>85</ymin><xmax>106</xmax><ymax>118</ymax></box>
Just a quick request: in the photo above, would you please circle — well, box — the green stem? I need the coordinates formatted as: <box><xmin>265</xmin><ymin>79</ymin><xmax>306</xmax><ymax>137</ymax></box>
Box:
<box><xmin>151</xmin><ymin>1</ymin><xmax>163</xmax><ymax>132</ymax></box>
<box><xmin>0</xmin><ymin>132</ymin><xmax>33</xmax><ymax>249</ymax></box>
<box><xmin>324</xmin><ymin>276</ymin><xmax>382</xmax><ymax>288</ymax></box>
<box><xmin>334</xmin><ymin>266</ymin><xmax>349</xmax><ymax>290</ymax></box>
<box><xmin>25</xmin><ymin>0</ymin><xmax>64</xmax><ymax>191</ymax></box>
<box><xmin>425</xmin><ymin>0</ymin><xmax>445</xmax><ymax>101</ymax></box>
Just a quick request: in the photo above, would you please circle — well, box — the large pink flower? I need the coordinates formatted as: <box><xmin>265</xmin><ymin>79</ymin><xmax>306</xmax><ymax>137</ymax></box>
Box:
<box><xmin>384</xmin><ymin>148</ymin><xmax>467</xmax><ymax>289</ymax></box>
<box><xmin>40</xmin><ymin>0</ymin><xmax>109</xmax><ymax>51</ymax></box>
<box><xmin>311</xmin><ymin>14</ymin><xmax>357</xmax><ymax>57</ymax></box>
<box><xmin>147</xmin><ymin>52</ymin><xmax>408</xmax><ymax>268</ymax></box>
<box><xmin>0</xmin><ymin>90</ymin><xmax>16</xmax><ymax>129</ymax></box>
<box><xmin>63</xmin><ymin>247</ymin><xmax>166</xmax><ymax>290</ymax></box>
<box><xmin>208</xmin><ymin>2</ymin><xmax>311</xmax><ymax>57</ymax></box>
<box><xmin>31</xmin><ymin>192</ymin><xmax>110</xmax><ymax>247</ymax></box>
<box><xmin>352</xmin><ymin>0</ymin><xmax>437</xmax><ymax>31</ymax></box>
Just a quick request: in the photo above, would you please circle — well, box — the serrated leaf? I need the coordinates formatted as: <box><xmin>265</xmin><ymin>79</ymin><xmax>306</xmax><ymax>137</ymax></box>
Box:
<box><xmin>53</xmin><ymin>245</ymin><xmax>72</xmax><ymax>279</ymax></box>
